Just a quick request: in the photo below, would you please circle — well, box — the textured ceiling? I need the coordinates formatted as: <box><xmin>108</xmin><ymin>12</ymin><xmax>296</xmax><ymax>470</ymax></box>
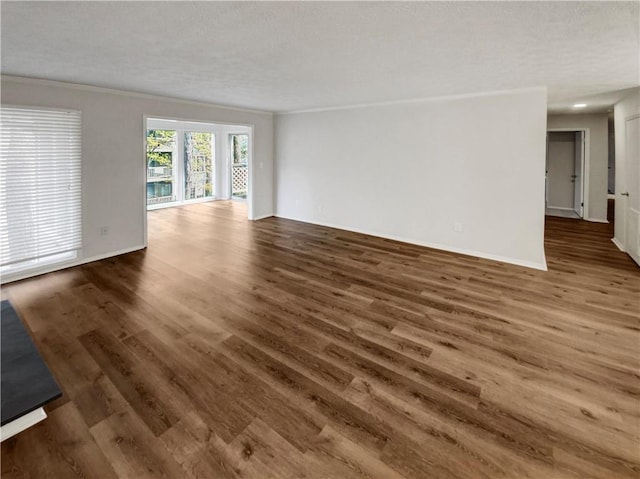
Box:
<box><xmin>1</xmin><ymin>1</ymin><xmax>638</xmax><ymax>112</ymax></box>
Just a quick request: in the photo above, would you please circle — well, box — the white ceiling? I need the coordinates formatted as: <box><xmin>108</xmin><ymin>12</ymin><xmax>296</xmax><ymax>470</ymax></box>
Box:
<box><xmin>1</xmin><ymin>1</ymin><xmax>638</xmax><ymax>112</ymax></box>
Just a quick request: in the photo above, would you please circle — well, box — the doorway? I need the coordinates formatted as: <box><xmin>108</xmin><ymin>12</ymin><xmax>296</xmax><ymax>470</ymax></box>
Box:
<box><xmin>229</xmin><ymin>133</ymin><xmax>249</xmax><ymax>200</ymax></box>
<box><xmin>143</xmin><ymin>117</ymin><xmax>255</xmax><ymax>249</ymax></box>
<box><xmin>145</xmin><ymin>118</ymin><xmax>252</xmax><ymax>209</ymax></box>
<box><xmin>546</xmin><ymin>130</ymin><xmax>586</xmax><ymax>219</ymax></box>
<box><xmin>146</xmin><ymin>118</ymin><xmax>217</xmax><ymax>209</ymax></box>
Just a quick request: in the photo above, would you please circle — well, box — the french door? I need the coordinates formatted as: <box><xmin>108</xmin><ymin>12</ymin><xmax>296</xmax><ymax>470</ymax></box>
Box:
<box><xmin>146</xmin><ymin>127</ymin><xmax>215</xmax><ymax>209</ymax></box>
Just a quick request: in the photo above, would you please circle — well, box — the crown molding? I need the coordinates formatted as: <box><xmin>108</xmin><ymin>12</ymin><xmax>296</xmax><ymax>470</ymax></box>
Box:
<box><xmin>1</xmin><ymin>75</ymin><xmax>273</xmax><ymax>116</ymax></box>
<box><xmin>277</xmin><ymin>86</ymin><xmax>547</xmax><ymax>115</ymax></box>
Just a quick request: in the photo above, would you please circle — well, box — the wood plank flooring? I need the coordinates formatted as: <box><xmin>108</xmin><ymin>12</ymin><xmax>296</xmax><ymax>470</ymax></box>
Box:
<box><xmin>2</xmin><ymin>200</ymin><xmax>639</xmax><ymax>478</ymax></box>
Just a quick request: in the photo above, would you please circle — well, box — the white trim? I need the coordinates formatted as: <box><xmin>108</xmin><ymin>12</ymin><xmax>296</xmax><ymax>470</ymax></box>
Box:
<box><xmin>147</xmin><ymin>116</ymin><xmax>253</xmax><ymax>131</ymax></box>
<box><xmin>612</xmin><ymin>237</ymin><xmax>626</xmax><ymax>252</ymax></box>
<box><xmin>547</xmin><ymin>128</ymin><xmax>590</xmax><ymax>219</ymax></box>
<box><xmin>0</xmin><ymin>245</ymin><xmax>145</xmax><ymax>285</ymax></box>
<box><xmin>546</xmin><ymin>206</ymin><xmax>575</xmax><ymax>211</ymax></box>
<box><xmin>1</xmin><ymin>75</ymin><xmax>272</xmax><ymax>115</ymax></box>
<box><xmin>142</xmin><ymin>115</ymin><xmax>149</xmax><ymax>247</ymax></box>
<box><xmin>251</xmin><ymin>213</ymin><xmax>273</xmax><ymax>221</ymax></box>
<box><xmin>0</xmin><ymin>408</ymin><xmax>47</xmax><ymax>442</ymax></box>
<box><xmin>0</xmin><ymin>103</ymin><xmax>81</xmax><ymax>115</ymax></box>
<box><xmin>246</xmin><ymin>125</ymin><xmax>255</xmax><ymax>220</ymax></box>
<box><xmin>585</xmin><ymin>217</ymin><xmax>609</xmax><ymax>224</ymax></box>
<box><xmin>279</xmin><ymin>86</ymin><xmax>547</xmax><ymax>114</ymax></box>
<box><xmin>146</xmin><ymin>197</ymin><xmax>219</xmax><ymax>211</ymax></box>
<box><xmin>275</xmin><ymin>214</ymin><xmax>548</xmax><ymax>271</ymax></box>
<box><xmin>608</xmin><ymin>194</ymin><xmax>616</xmax><ymax>200</ymax></box>
<box><xmin>146</xmin><ymin>202</ymin><xmax>177</xmax><ymax>211</ymax></box>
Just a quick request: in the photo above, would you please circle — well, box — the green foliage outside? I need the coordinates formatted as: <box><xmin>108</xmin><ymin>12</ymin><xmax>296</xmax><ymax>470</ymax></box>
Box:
<box><xmin>146</xmin><ymin>129</ymin><xmax>220</xmax><ymax>199</ymax></box>
<box><xmin>147</xmin><ymin>129</ymin><xmax>175</xmax><ymax>167</ymax></box>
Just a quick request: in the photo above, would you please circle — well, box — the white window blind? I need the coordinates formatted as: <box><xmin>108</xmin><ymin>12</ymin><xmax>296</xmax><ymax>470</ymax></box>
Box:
<box><xmin>0</xmin><ymin>107</ymin><xmax>82</xmax><ymax>278</ymax></box>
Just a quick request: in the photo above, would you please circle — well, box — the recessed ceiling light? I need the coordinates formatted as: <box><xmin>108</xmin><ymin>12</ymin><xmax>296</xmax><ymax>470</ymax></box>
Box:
<box><xmin>573</xmin><ymin>103</ymin><xmax>587</xmax><ymax>108</ymax></box>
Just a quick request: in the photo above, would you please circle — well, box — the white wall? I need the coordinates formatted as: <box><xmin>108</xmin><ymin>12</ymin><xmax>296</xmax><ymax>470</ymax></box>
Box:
<box><xmin>613</xmin><ymin>88</ymin><xmax>640</xmax><ymax>249</ymax></box>
<box><xmin>1</xmin><ymin>76</ymin><xmax>274</xmax><ymax>276</ymax></box>
<box><xmin>275</xmin><ymin>88</ymin><xmax>548</xmax><ymax>270</ymax></box>
<box><xmin>547</xmin><ymin>113</ymin><xmax>609</xmax><ymax>222</ymax></box>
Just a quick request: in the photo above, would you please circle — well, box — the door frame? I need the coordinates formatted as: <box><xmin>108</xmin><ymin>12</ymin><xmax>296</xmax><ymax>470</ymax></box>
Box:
<box><xmin>546</xmin><ymin>128</ymin><xmax>590</xmax><ymax>219</ymax></box>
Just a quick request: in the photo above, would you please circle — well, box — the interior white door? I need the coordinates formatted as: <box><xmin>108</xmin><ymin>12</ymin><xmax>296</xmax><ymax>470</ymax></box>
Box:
<box><xmin>573</xmin><ymin>131</ymin><xmax>584</xmax><ymax>217</ymax></box>
<box><xmin>547</xmin><ymin>132</ymin><xmax>576</xmax><ymax>210</ymax></box>
<box><xmin>545</xmin><ymin>133</ymin><xmax>549</xmax><ymax>207</ymax></box>
<box><xmin>624</xmin><ymin>116</ymin><xmax>640</xmax><ymax>266</ymax></box>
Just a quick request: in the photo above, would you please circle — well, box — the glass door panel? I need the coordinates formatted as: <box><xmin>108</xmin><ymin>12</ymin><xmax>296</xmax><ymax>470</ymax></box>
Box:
<box><xmin>184</xmin><ymin>132</ymin><xmax>214</xmax><ymax>200</ymax></box>
<box><xmin>230</xmin><ymin>134</ymin><xmax>248</xmax><ymax>200</ymax></box>
<box><xmin>146</xmin><ymin>129</ymin><xmax>177</xmax><ymax>206</ymax></box>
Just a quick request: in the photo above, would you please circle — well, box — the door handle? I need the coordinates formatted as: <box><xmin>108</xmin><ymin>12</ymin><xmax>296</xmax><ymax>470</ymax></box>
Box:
<box><xmin>621</xmin><ymin>192</ymin><xmax>630</xmax><ymax>196</ymax></box>
<box><xmin>571</xmin><ymin>175</ymin><xmax>577</xmax><ymax>178</ymax></box>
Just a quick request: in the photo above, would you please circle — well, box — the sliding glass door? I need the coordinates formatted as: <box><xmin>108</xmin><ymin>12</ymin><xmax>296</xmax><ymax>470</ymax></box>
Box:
<box><xmin>146</xmin><ymin>118</ymin><xmax>251</xmax><ymax>211</ymax></box>
<box><xmin>184</xmin><ymin>132</ymin><xmax>214</xmax><ymax>201</ymax></box>
<box><xmin>146</xmin><ymin>127</ymin><xmax>215</xmax><ymax>208</ymax></box>
<box><xmin>230</xmin><ymin>133</ymin><xmax>248</xmax><ymax>200</ymax></box>
<box><xmin>146</xmin><ymin>129</ymin><xmax>177</xmax><ymax>206</ymax></box>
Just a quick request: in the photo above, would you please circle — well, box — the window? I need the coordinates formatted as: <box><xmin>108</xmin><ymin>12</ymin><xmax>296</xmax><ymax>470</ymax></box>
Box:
<box><xmin>230</xmin><ymin>134</ymin><xmax>248</xmax><ymax>199</ymax></box>
<box><xmin>146</xmin><ymin>127</ymin><xmax>215</xmax><ymax>207</ymax></box>
<box><xmin>183</xmin><ymin>131</ymin><xmax>214</xmax><ymax>201</ymax></box>
<box><xmin>145</xmin><ymin>118</ymin><xmax>251</xmax><ymax>210</ymax></box>
<box><xmin>0</xmin><ymin>107</ymin><xmax>82</xmax><ymax>279</ymax></box>
<box><xmin>146</xmin><ymin>129</ymin><xmax>177</xmax><ymax>206</ymax></box>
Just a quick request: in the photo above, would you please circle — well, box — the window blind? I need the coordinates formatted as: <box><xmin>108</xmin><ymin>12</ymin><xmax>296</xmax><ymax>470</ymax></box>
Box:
<box><xmin>0</xmin><ymin>107</ymin><xmax>82</xmax><ymax>277</ymax></box>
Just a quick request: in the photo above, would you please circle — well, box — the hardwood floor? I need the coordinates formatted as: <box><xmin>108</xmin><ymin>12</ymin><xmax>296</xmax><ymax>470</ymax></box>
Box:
<box><xmin>2</xmin><ymin>201</ymin><xmax>639</xmax><ymax>478</ymax></box>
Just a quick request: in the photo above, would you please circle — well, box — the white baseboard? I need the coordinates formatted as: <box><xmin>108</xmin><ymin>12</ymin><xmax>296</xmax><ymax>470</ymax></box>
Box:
<box><xmin>585</xmin><ymin>217</ymin><xmax>609</xmax><ymax>224</ymax></box>
<box><xmin>0</xmin><ymin>407</ymin><xmax>47</xmax><ymax>442</ymax></box>
<box><xmin>80</xmin><ymin>245</ymin><xmax>147</xmax><ymax>265</ymax></box>
<box><xmin>275</xmin><ymin>214</ymin><xmax>547</xmax><ymax>271</ymax></box>
<box><xmin>1</xmin><ymin>245</ymin><xmax>146</xmax><ymax>285</ymax></box>
<box><xmin>612</xmin><ymin>237</ymin><xmax>626</xmax><ymax>252</ymax></box>
<box><xmin>547</xmin><ymin>206</ymin><xmax>575</xmax><ymax>211</ymax></box>
<box><xmin>251</xmin><ymin>213</ymin><xmax>274</xmax><ymax>221</ymax></box>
